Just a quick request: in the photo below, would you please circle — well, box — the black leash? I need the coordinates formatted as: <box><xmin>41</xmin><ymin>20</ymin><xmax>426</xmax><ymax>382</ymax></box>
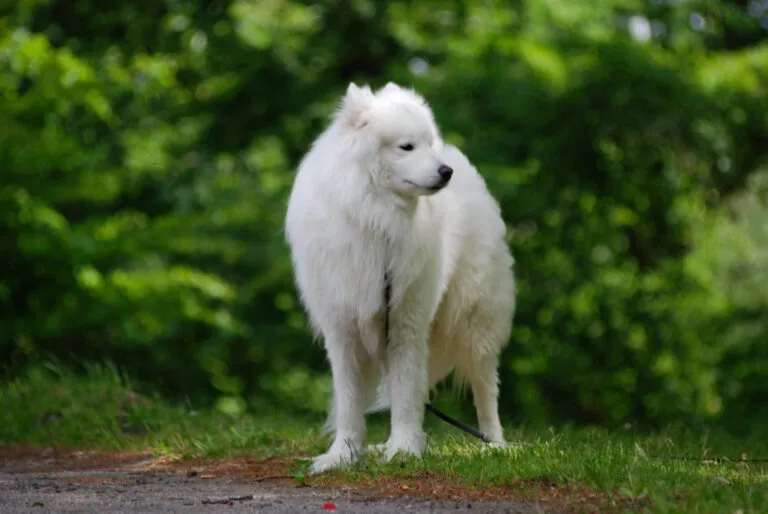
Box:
<box><xmin>383</xmin><ymin>270</ymin><xmax>492</xmax><ymax>444</ymax></box>
<box><xmin>425</xmin><ymin>404</ymin><xmax>493</xmax><ymax>443</ymax></box>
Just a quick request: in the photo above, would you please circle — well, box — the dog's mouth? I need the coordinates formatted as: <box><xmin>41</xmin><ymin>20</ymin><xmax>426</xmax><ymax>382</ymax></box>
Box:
<box><xmin>405</xmin><ymin>180</ymin><xmax>449</xmax><ymax>193</ymax></box>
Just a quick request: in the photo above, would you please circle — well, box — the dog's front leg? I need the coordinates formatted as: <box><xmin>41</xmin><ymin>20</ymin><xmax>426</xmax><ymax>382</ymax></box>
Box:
<box><xmin>310</xmin><ymin>328</ymin><xmax>367</xmax><ymax>474</ymax></box>
<box><xmin>384</xmin><ymin>292</ymin><xmax>432</xmax><ymax>461</ymax></box>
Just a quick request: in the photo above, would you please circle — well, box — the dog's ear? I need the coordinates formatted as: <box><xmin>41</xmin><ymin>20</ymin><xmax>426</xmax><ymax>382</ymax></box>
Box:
<box><xmin>378</xmin><ymin>82</ymin><xmax>402</xmax><ymax>95</ymax></box>
<box><xmin>337</xmin><ymin>83</ymin><xmax>374</xmax><ymax>129</ymax></box>
<box><xmin>377</xmin><ymin>82</ymin><xmax>427</xmax><ymax>107</ymax></box>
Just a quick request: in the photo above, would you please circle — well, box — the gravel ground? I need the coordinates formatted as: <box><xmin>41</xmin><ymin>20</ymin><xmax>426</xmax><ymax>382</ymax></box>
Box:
<box><xmin>0</xmin><ymin>468</ymin><xmax>545</xmax><ymax>513</ymax></box>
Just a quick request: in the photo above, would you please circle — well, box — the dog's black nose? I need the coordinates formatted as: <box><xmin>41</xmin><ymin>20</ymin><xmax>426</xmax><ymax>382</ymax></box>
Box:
<box><xmin>438</xmin><ymin>165</ymin><xmax>453</xmax><ymax>181</ymax></box>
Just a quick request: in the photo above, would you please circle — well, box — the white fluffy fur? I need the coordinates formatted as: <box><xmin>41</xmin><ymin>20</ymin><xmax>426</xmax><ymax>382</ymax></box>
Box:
<box><xmin>284</xmin><ymin>82</ymin><xmax>515</xmax><ymax>474</ymax></box>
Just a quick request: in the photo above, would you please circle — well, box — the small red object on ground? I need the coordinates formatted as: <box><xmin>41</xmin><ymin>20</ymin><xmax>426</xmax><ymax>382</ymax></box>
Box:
<box><xmin>323</xmin><ymin>501</ymin><xmax>337</xmax><ymax>510</ymax></box>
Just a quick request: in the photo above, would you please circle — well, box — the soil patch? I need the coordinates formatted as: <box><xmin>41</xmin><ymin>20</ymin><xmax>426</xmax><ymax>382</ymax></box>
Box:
<box><xmin>0</xmin><ymin>444</ymin><xmax>621</xmax><ymax>513</ymax></box>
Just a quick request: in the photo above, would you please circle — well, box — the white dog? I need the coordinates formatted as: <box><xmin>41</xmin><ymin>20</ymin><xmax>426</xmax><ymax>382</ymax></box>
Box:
<box><xmin>284</xmin><ymin>82</ymin><xmax>515</xmax><ymax>474</ymax></box>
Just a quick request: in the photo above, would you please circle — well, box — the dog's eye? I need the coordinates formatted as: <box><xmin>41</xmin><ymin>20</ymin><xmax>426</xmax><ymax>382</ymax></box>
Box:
<box><xmin>399</xmin><ymin>143</ymin><xmax>415</xmax><ymax>151</ymax></box>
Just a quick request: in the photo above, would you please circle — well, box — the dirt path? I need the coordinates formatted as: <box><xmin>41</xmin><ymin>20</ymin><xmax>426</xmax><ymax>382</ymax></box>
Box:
<box><xmin>1</xmin><ymin>469</ymin><xmax>544</xmax><ymax>513</ymax></box>
<box><xmin>0</xmin><ymin>446</ymin><xmax>588</xmax><ymax>513</ymax></box>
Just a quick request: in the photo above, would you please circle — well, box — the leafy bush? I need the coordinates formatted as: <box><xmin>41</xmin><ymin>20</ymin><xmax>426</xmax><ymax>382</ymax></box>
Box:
<box><xmin>1</xmin><ymin>0</ymin><xmax>767</xmax><ymax>427</ymax></box>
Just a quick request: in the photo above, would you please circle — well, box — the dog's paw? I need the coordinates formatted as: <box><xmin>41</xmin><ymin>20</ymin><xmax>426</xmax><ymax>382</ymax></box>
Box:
<box><xmin>309</xmin><ymin>450</ymin><xmax>356</xmax><ymax>475</ymax></box>
<box><xmin>385</xmin><ymin>431</ymin><xmax>426</xmax><ymax>461</ymax></box>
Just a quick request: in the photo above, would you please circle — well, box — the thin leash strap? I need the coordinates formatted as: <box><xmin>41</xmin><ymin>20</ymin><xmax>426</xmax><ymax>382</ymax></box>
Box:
<box><xmin>383</xmin><ymin>268</ymin><xmax>492</xmax><ymax>444</ymax></box>
<box><xmin>425</xmin><ymin>404</ymin><xmax>493</xmax><ymax>443</ymax></box>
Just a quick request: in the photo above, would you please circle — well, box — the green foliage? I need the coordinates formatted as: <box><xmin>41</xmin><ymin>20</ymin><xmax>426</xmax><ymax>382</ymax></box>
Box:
<box><xmin>0</xmin><ymin>363</ymin><xmax>328</xmax><ymax>455</ymax></box>
<box><xmin>681</xmin><ymin>170</ymin><xmax>768</xmax><ymax>426</ymax></box>
<box><xmin>1</xmin><ymin>1</ymin><xmax>768</xmax><ymax>428</ymax></box>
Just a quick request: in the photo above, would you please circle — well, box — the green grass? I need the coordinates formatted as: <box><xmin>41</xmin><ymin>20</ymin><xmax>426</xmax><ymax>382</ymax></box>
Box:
<box><xmin>2</xmin><ymin>364</ymin><xmax>767</xmax><ymax>513</ymax></box>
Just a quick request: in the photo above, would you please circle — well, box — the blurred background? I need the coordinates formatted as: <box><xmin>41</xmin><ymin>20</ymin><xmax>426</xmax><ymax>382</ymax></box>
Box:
<box><xmin>1</xmin><ymin>0</ymin><xmax>767</xmax><ymax>434</ymax></box>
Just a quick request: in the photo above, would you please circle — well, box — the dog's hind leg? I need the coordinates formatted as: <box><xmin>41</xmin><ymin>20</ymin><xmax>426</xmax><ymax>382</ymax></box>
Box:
<box><xmin>453</xmin><ymin>351</ymin><xmax>505</xmax><ymax>444</ymax></box>
<box><xmin>453</xmin><ymin>302</ymin><xmax>512</xmax><ymax>446</ymax></box>
<box><xmin>467</xmin><ymin>354</ymin><xmax>506</xmax><ymax>444</ymax></box>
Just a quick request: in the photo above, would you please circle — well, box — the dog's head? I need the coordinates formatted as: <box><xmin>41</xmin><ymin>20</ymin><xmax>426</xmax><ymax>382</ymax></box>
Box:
<box><xmin>335</xmin><ymin>82</ymin><xmax>453</xmax><ymax>196</ymax></box>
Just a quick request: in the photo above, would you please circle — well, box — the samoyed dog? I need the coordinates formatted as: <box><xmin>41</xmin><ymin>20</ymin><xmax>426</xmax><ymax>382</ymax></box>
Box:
<box><xmin>284</xmin><ymin>82</ymin><xmax>515</xmax><ymax>474</ymax></box>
